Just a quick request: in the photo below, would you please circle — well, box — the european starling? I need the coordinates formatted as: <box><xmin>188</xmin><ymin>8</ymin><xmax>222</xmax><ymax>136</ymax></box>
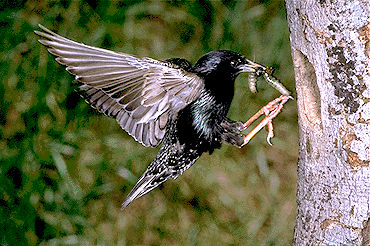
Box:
<box><xmin>35</xmin><ymin>25</ymin><xmax>291</xmax><ymax>209</ymax></box>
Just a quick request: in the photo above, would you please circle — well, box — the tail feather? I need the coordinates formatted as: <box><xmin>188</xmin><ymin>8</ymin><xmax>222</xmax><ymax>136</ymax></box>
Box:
<box><xmin>121</xmin><ymin>169</ymin><xmax>170</xmax><ymax>210</ymax></box>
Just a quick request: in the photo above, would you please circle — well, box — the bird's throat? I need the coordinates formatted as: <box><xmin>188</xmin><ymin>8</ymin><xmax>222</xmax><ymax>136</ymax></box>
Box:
<box><xmin>203</xmin><ymin>74</ymin><xmax>236</xmax><ymax>107</ymax></box>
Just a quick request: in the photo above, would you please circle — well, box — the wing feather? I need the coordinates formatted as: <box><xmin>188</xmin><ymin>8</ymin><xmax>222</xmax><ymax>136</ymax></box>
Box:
<box><xmin>36</xmin><ymin>24</ymin><xmax>203</xmax><ymax>147</ymax></box>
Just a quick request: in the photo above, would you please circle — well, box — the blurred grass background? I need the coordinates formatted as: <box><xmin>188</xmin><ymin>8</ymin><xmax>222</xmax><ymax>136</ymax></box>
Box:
<box><xmin>0</xmin><ymin>0</ymin><xmax>298</xmax><ymax>245</ymax></box>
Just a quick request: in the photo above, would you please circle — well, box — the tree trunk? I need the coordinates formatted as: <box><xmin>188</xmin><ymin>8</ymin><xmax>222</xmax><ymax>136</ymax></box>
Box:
<box><xmin>285</xmin><ymin>1</ymin><xmax>370</xmax><ymax>245</ymax></box>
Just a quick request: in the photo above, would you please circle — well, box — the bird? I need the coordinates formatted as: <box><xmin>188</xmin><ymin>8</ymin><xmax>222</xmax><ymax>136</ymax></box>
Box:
<box><xmin>34</xmin><ymin>24</ymin><xmax>291</xmax><ymax>209</ymax></box>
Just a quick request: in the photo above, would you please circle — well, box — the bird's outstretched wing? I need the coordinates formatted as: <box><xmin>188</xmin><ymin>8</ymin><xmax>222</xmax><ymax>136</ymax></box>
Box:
<box><xmin>35</xmin><ymin>24</ymin><xmax>204</xmax><ymax>147</ymax></box>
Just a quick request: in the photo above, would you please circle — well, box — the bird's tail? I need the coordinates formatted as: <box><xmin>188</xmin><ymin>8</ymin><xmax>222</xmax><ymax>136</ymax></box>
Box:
<box><xmin>121</xmin><ymin>168</ymin><xmax>170</xmax><ymax>210</ymax></box>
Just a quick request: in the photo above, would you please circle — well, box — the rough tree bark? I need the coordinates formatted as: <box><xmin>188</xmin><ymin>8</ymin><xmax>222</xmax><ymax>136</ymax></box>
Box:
<box><xmin>285</xmin><ymin>1</ymin><xmax>370</xmax><ymax>245</ymax></box>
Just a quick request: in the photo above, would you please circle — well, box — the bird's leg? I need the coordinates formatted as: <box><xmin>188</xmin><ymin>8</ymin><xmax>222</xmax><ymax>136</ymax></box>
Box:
<box><xmin>241</xmin><ymin>95</ymin><xmax>290</xmax><ymax>147</ymax></box>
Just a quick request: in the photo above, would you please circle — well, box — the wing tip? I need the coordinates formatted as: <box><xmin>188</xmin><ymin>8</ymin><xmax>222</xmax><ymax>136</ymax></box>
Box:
<box><xmin>36</xmin><ymin>24</ymin><xmax>55</xmax><ymax>35</ymax></box>
<box><xmin>121</xmin><ymin>198</ymin><xmax>133</xmax><ymax>210</ymax></box>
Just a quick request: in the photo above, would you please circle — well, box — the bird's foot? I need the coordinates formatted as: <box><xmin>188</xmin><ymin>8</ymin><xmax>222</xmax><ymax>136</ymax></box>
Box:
<box><xmin>241</xmin><ymin>95</ymin><xmax>291</xmax><ymax>147</ymax></box>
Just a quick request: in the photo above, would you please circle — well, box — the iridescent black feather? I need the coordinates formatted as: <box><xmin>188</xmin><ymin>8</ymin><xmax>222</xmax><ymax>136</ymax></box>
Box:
<box><xmin>35</xmin><ymin>25</ymin><xmax>266</xmax><ymax>209</ymax></box>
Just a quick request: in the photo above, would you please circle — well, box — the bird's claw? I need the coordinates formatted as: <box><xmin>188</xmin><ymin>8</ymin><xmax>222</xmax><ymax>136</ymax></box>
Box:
<box><xmin>266</xmin><ymin>121</ymin><xmax>274</xmax><ymax>146</ymax></box>
<box><xmin>241</xmin><ymin>95</ymin><xmax>290</xmax><ymax>147</ymax></box>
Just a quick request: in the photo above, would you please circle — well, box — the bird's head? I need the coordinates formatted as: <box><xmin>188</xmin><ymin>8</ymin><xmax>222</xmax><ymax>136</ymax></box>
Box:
<box><xmin>191</xmin><ymin>50</ymin><xmax>256</xmax><ymax>102</ymax></box>
<box><xmin>192</xmin><ymin>50</ymin><xmax>255</xmax><ymax>79</ymax></box>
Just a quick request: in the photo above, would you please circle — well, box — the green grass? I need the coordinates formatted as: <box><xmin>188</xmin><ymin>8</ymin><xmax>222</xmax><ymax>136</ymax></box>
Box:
<box><xmin>1</xmin><ymin>1</ymin><xmax>297</xmax><ymax>245</ymax></box>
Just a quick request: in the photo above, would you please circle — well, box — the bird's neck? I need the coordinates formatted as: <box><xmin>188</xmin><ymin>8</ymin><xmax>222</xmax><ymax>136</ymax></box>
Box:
<box><xmin>203</xmin><ymin>73</ymin><xmax>236</xmax><ymax>106</ymax></box>
<box><xmin>191</xmin><ymin>64</ymin><xmax>237</xmax><ymax>106</ymax></box>
<box><xmin>174</xmin><ymin>69</ymin><xmax>237</xmax><ymax>153</ymax></box>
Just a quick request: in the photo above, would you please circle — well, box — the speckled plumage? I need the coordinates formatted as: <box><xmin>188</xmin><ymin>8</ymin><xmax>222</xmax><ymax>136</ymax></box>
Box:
<box><xmin>121</xmin><ymin>52</ymin><xmax>250</xmax><ymax>208</ymax></box>
<box><xmin>121</xmin><ymin>90</ymin><xmax>234</xmax><ymax>208</ymax></box>
<box><xmin>35</xmin><ymin>25</ymin><xmax>283</xmax><ymax>209</ymax></box>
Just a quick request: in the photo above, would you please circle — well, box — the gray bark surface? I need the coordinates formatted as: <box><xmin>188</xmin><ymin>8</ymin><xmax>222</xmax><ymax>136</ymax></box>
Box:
<box><xmin>285</xmin><ymin>1</ymin><xmax>370</xmax><ymax>245</ymax></box>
